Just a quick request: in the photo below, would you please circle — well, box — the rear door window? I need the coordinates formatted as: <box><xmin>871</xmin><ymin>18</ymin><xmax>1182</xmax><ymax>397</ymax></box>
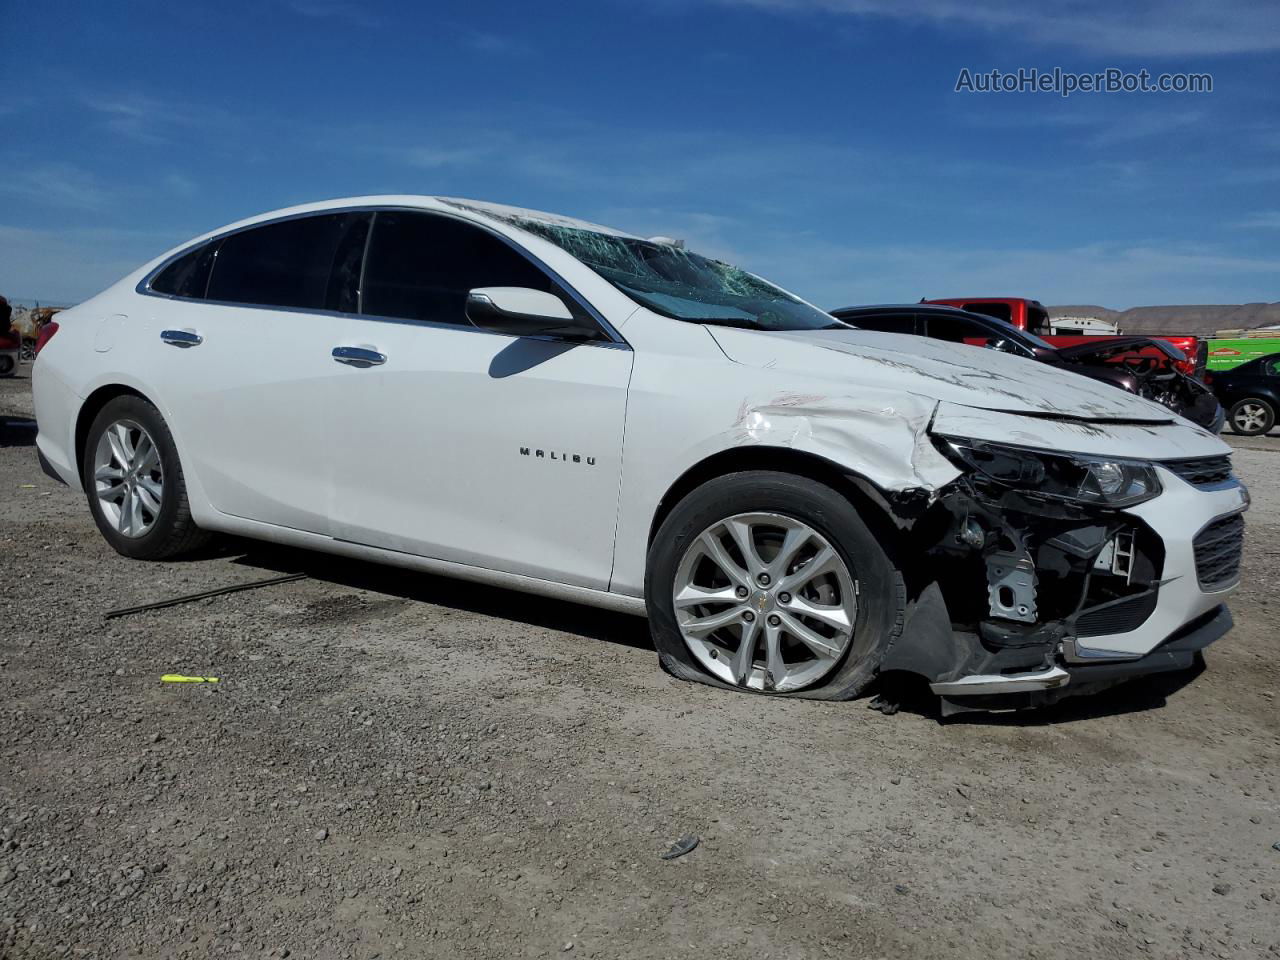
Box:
<box><xmin>206</xmin><ymin>212</ymin><xmax>371</xmax><ymax>311</ymax></box>
<box><xmin>360</xmin><ymin>211</ymin><xmax>580</xmax><ymax>326</ymax></box>
<box><xmin>923</xmin><ymin>313</ymin><xmax>997</xmax><ymax>345</ymax></box>
<box><xmin>841</xmin><ymin>313</ymin><xmax>917</xmax><ymax>334</ymax></box>
<box><xmin>151</xmin><ymin>240</ymin><xmax>219</xmax><ymax>299</ymax></box>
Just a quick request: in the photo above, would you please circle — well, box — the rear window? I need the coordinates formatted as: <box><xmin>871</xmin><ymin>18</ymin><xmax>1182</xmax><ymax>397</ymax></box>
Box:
<box><xmin>151</xmin><ymin>241</ymin><xmax>218</xmax><ymax>299</ymax></box>
<box><xmin>1026</xmin><ymin>305</ymin><xmax>1051</xmax><ymax>335</ymax></box>
<box><xmin>205</xmin><ymin>213</ymin><xmax>371</xmax><ymax>311</ymax></box>
<box><xmin>924</xmin><ymin>313</ymin><xmax>997</xmax><ymax>344</ymax></box>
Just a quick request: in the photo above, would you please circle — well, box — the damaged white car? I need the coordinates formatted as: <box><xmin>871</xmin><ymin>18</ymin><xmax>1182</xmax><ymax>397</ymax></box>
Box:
<box><xmin>32</xmin><ymin>197</ymin><xmax>1248</xmax><ymax>713</ymax></box>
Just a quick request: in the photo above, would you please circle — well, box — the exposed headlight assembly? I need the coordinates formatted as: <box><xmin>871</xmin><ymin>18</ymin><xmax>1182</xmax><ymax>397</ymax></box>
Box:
<box><xmin>936</xmin><ymin>436</ymin><xmax>1162</xmax><ymax>508</ymax></box>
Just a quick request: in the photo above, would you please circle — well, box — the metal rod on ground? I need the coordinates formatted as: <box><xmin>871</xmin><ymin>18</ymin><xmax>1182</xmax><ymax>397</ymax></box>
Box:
<box><xmin>104</xmin><ymin>573</ymin><xmax>308</xmax><ymax>619</ymax></box>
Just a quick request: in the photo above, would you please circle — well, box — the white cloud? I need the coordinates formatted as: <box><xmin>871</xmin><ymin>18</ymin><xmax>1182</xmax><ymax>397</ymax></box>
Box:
<box><xmin>79</xmin><ymin>92</ymin><xmax>230</xmax><ymax>145</ymax></box>
<box><xmin>461</xmin><ymin>32</ymin><xmax>529</xmax><ymax>55</ymax></box>
<box><xmin>162</xmin><ymin>173</ymin><xmax>199</xmax><ymax>197</ymax></box>
<box><xmin>736</xmin><ymin>234</ymin><xmax>1280</xmax><ymax>311</ymax></box>
<box><xmin>0</xmin><ymin>163</ymin><xmax>112</xmax><ymax>211</ymax></box>
<box><xmin>395</xmin><ymin>145</ymin><xmax>497</xmax><ymax>170</ymax></box>
<box><xmin>1087</xmin><ymin>109</ymin><xmax>1205</xmax><ymax>146</ymax></box>
<box><xmin>710</xmin><ymin>0</ymin><xmax>1280</xmax><ymax>56</ymax></box>
<box><xmin>1232</xmin><ymin>211</ymin><xmax>1280</xmax><ymax>229</ymax></box>
<box><xmin>283</xmin><ymin>0</ymin><xmax>380</xmax><ymax>27</ymax></box>
<box><xmin>0</xmin><ymin>224</ymin><xmax>179</xmax><ymax>304</ymax></box>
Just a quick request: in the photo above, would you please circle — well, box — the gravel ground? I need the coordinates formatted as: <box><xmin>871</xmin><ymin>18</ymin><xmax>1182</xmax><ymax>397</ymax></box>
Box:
<box><xmin>1</xmin><ymin>368</ymin><xmax>1278</xmax><ymax>960</ymax></box>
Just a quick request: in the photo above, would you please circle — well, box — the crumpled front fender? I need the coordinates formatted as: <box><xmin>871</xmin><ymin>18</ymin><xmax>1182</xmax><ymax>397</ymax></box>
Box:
<box><xmin>723</xmin><ymin>388</ymin><xmax>960</xmax><ymax>492</ymax></box>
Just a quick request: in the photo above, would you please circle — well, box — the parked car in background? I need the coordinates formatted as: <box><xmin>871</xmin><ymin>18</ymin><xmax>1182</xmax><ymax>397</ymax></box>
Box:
<box><xmin>13</xmin><ymin>306</ymin><xmax>64</xmax><ymax>364</ymax></box>
<box><xmin>1208</xmin><ymin>355</ymin><xmax>1280</xmax><ymax>435</ymax></box>
<box><xmin>0</xmin><ymin>296</ymin><xmax>19</xmax><ymax>378</ymax></box>
<box><xmin>32</xmin><ymin>196</ymin><xmax>1247</xmax><ymax>713</ymax></box>
<box><xmin>923</xmin><ymin>297</ymin><xmax>1207</xmax><ymax>380</ymax></box>
<box><xmin>831</xmin><ymin>304</ymin><xmax>1223</xmax><ymax>432</ymax></box>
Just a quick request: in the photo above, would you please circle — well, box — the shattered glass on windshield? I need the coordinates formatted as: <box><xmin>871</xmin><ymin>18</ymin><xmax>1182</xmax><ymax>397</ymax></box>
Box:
<box><xmin>444</xmin><ymin>200</ymin><xmax>843</xmax><ymax>332</ymax></box>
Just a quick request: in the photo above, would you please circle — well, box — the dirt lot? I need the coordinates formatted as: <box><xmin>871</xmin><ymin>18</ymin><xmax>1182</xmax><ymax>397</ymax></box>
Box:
<box><xmin>1</xmin><ymin>369</ymin><xmax>1278</xmax><ymax>960</ymax></box>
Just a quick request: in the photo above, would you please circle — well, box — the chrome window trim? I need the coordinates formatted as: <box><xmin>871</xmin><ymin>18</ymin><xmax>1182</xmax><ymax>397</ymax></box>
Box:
<box><xmin>135</xmin><ymin>205</ymin><xmax>631</xmax><ymax>350</ymax></box>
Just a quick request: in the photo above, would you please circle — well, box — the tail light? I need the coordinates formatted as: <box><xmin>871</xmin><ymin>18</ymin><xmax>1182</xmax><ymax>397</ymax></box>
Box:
<box><xmin>1204</xmin><ymin>372</ymin><xmax>1214</xmax><ymax>386</ymax></box>
<box><xmin>34</xmin><ymin>321</ymin><xmax>59</xmax><ymax>357</ymax></box>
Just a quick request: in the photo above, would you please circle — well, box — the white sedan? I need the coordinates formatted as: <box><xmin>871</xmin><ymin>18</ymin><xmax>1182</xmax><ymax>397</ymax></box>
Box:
<box><xmin>32</xmin><ymin>197</ymin><xmax>1248</xmax><ymax>712</ymax></box>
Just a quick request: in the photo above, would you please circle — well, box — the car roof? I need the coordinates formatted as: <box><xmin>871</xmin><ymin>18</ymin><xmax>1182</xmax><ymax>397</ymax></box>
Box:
<box><xmin>830</xmin><ymin>303</ymin><xmax>987</xmax><ymax>317</ymax></box>
<box><xmin>183</xmin><ymin>195</ymin><xmax>646</xmax><ymax>248</ymax></box>
<box><xmin>926</xmin><ymin>297</ymin><xmax>1044</xmax><ymax>306</ymax></box>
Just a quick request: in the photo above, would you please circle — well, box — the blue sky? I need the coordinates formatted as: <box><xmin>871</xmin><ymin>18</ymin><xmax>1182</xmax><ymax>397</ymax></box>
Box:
<box><xmin>1</xmin><ymin>0</ymin><xmax>1277</xmax><ymax>308</ymax></box>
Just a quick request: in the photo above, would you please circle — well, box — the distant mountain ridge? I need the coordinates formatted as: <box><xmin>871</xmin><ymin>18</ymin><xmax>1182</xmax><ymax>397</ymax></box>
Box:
<box><xmin>1049</xmin><ymin>303</ymin><xmax>1280</xmax><ymax>337</ymax></box>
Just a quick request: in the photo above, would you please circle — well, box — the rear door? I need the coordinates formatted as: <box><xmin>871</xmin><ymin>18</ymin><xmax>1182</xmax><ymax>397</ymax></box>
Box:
<box><xmin>142</xmin><ymin>211</ymin><xmax>370</xmax><ymax>534</ymax></box>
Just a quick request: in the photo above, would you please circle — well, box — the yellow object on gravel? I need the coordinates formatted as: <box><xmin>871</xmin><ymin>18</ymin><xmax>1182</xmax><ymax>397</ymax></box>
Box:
<box><xmin>160</xmin><ymin>675</ymin><xmax>219</xmax><ymax>683</ymax></box>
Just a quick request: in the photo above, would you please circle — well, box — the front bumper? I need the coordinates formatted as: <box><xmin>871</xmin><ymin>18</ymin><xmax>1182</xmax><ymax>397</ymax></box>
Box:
<box><xmin>886</xmin><ymin>462</ymin><xmax>1248</xmax><ymax>712</ymax></box>
<box><xmin>1066</xmin><ymin>465</ymin><xmax>1247</xmax><ymax>660</ymax></box>
<box><xmin>930</xmin><ymin>604</ymin><xmax>1231</xmax><ymax>709</ymax></box>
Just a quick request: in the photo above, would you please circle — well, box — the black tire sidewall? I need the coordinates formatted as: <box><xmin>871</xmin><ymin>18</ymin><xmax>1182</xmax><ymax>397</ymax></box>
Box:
<box><xmin>1229</xmin><ymin>398</ymin><xmax>1275</xmax><ymax>436</ymax></box>
<box><xmin>82</xmin><ymin>396</ymin><xmax>191</xmax><ymax>559</ymax></box>
<box><xmin>645</xmin><ymin>471</ymin><xmax>904</xmax><ymax>700</ymax></box>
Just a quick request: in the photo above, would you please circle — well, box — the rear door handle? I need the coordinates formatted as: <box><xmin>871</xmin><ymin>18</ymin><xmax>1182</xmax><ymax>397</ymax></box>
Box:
<box><xmin>332</xmin><ymin>346</ymin><xmax>387</xmax><ymax>367</ymax></box>
<box><xmin>161</xmin><ymin>329</ymin><xmax>202</xmax><ymax>348</ymax></box>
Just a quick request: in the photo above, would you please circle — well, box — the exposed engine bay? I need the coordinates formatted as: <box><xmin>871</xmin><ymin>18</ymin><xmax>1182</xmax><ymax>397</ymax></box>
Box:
<box><xmin>1054</xmin><ymin>337</ymin><xmax>1222</xmax><ymax>430</ymax></box>
<box><xmin>870</xmin><ymin>436</ymin><xmax>1240</xmax><ymax>714</ymax></box>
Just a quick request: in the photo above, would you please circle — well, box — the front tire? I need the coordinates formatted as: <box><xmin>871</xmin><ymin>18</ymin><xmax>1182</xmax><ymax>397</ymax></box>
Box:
<box><xmin>82</xmin><ymin>395</ymin><xmax>210</xmax><ymax>559</ymax></box>
<box><xmin>1228</xmin><ymin>397</ymin><xmax>1275</xmax><ymax>436</ymax></box>
<box><xmin>646</xmin><ymin>471</ymin><xmax>906</xmax><ymax>700</ymax></box>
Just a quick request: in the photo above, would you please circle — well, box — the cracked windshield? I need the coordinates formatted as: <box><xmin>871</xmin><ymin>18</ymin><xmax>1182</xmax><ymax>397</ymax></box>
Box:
<box><xmin>511</xmin><ymin>219</ymin><xmax>845</xmax><ymax>332</ymax></box>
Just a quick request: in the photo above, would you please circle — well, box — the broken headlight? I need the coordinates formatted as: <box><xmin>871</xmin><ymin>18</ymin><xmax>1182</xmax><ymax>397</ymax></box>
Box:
<box><xmin>936</xmin><ymin>437</ymin><xmax>1162</xmax><ymax>508</ymax></box>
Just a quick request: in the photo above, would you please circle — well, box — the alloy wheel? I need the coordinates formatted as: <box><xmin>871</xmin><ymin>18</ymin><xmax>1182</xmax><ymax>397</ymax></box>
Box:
<box><xmin>93</xmin><ymin>419</ymin><xmax>164</xmax><ymax>538</ymax></box>
<box><xmin>1233</xmin><ymin>402</ymin><xmax>1269</xmax><ymax>433</ymax></box>
<box><xmin>672</xmin><ymin>512</ymin><xmax>858</xmax><ymax>692</ymax></box>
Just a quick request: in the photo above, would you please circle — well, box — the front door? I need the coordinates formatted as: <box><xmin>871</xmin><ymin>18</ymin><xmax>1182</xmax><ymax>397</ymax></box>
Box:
<box><xmin>325</xmin><ymin>210</ymin><xmax>633</xmax><ymax>589</ymax></box>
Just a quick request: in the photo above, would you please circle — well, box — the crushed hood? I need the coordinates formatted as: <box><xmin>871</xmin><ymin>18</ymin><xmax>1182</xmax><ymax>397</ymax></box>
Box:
<box><xmin>1052</xmin><ymin>335</ymin><xmax>1181</xmax><ymax>363</ymax></box>
<box><xmin>708</xmin><ymin>327</ymin><xmax>1176</xmax><ymax>424</ymax></box>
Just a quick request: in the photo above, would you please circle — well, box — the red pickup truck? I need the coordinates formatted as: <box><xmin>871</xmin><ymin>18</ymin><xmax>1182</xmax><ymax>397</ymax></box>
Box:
<box><xmin>923</xmin><ymin>298</ymin><xmax>1206</xmax><ymax>380</ymax></box>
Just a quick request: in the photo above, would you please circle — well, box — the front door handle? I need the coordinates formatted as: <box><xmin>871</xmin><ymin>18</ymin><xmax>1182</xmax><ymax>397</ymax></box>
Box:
<box><xmin>332</xmin><ymin>345</ymin><xmax>387</xmax><ymax>367</ymax></box>
<box><xmin>161</xmin><ymin>329</ymin><xmax>203</xmax><ymax>348</ymax></box>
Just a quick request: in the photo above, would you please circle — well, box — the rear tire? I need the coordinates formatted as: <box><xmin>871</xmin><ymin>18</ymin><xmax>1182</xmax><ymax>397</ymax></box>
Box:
<box><xmin>645</xmin><ymin>471</ymin><xmax>906</xmax><ymax>700</ymax></box>
<box><xmin>82</xmin><ymin>395</ymin><xmax>211</xmax><ymax>559</ymax></box>
<box><xmin>1228</xmin><ymin>398</ymin><xmax>1274</xmax><ymax>436</ymax></box>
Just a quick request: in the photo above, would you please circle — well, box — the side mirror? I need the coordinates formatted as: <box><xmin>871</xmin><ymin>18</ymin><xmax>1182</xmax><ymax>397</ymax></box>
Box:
<box><xmin>984</xmin><ymin>337</ymin><xmax>1015</xmax><ymax>353</ymax></box>
<box><xmin>465</xmin><ymin>287</ymin><xmax>598</xmax><ymax>341</ymax></box>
